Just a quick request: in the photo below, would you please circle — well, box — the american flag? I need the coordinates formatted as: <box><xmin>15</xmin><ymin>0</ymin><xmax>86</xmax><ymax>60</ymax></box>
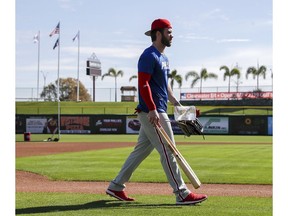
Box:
<box><xmin>53</xmin><ymin>38</ymin><xmax>59</xmax><ymax>50</ymax></box>
<box><xmin>49</xmin><ymin>22</ymin><xmax>60</xmax><ymax>37</ymax></box>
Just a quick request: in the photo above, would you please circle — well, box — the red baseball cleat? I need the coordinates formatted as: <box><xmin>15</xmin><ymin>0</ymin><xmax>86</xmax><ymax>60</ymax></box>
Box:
<box><xmin>176</xmin><ymin>192</ymin><xmax>207</xmax><ymax>205</ymax></box>
<box><xmin>106</xmin><ymin>189</ymin><xmax>135</xmax><ymax>201</ymax></box>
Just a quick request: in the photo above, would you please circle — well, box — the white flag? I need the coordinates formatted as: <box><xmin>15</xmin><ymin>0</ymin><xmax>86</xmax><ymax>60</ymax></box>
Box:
<box><xmin>33</xmin><ymin>33</ymin><xmax>39</xmax><ymax>43</ymax></box>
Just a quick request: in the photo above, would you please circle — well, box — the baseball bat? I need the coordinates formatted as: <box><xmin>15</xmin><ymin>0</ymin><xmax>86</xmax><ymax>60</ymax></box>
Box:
<box><xmin>155</xmin><ymin>125</ymin><xmax>201</xmax><ymax>189</ymax></box>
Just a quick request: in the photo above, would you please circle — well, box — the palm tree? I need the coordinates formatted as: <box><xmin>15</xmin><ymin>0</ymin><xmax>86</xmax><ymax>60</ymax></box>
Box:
<box><xmin>246</xmin><ymin>64</ymin><xmax>267</xmax><ymax>91</ymax></box>
<box><xmin>168</xmin><ymin>69</ymin><xmax>182</xmax><ymax>90</ymax></box>
<box><xmin>129</xmin><ymin>75</ymin><xmax>137</xmax><ymax>82</ymax></box>
<box><xmin>101</xmin><ymin>68</ymin><xmax>124</xmax><ymax>102</ymax></box>
<box><xmin>219</xmin><ymin>65</ymin><xmax>241</xmax><ymax>92</ymax></box>
<box><xmin>185</xmin><ymin>68</ymin><xmax>218</xmax><ymax>93</ymax></box>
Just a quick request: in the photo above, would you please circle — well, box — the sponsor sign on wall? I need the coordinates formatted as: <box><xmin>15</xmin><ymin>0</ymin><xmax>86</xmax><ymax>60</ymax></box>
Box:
<box><xmin>268</xmin><ymin>116</ymin><xmax>273</xmax><ymax>135</ymax></box>
<box><xmin>93</xmin><ymin>116</ymin><xmax>125</xmax><ymax>134</ymax></box>
<box><xmin>60</xmin><ymin>116</ymin><xmax>91</xmax><ymax>134</ymax></box>
<box><xmin>16</xmin><ymin>114</ymin><xmax>271</xmax><ymax>136</ymax></box>
<box><xmin>16</xmin><ymin>115</ymin><xmax>26</xmax><ymax>134</ymax></box>
<box><xmin>229</xmin><ymin>116</ymin><xmax>267</xmax><ymax>135</ymax></box>
<box><xmin>126</xmin><ymin>116</ymin><xmax>140</xmax><ymax>134</ymax></box>
<box><xmin>200</xmin><ymin>116</ymin><xmax>229</xmax><ymax>134</ymax></box>
<box><xmin>26</xmin><ymin>117</ymin><xmax>47</xmax><ymax>133</ymax></box>
<box><xmin>126</xmin><ymin>115</ymin><xmax>185</xmax><ymax>135</ymax></box>
<box><xmin>181</xmin><ymin>91</ymin><xmax>273</xmax><ymax>100</ymax></box>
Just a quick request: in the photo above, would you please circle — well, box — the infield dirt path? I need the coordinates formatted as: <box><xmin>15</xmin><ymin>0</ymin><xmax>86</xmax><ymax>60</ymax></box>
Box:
<box><xmin>16</xmin><ymin>142</ymin><xmax>272</xmax><ymax>197</ymax></box>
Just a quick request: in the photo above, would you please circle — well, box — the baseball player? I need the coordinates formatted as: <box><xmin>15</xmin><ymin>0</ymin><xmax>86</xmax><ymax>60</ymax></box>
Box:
<box><xmin>106</xmin><ymin>18</ymin><xmax>207</xmax><ymax>205</ymax></box>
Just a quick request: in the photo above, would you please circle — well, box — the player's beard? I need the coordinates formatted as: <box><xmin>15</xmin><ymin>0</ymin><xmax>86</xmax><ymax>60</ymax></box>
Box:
<box><xmin>161</xmin><ymin>34</ymin><xmax>172</xmax><ymax>47</ymax></box>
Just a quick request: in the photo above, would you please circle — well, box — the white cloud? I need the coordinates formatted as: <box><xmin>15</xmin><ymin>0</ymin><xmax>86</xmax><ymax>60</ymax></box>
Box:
<box><xmin>202</xmin><ymin>8</ymin><xmax>229</xmax><ymax>21</ymax></box>
<box><xmin>63</xmin><ymin>46</ymin><xmax>142</xmax><ymax>59</ymax></box>
<box><xmin>217</xmin><ymin>39</ymin><xmax>251</xmax><ymax>43</ymax></box>
<box><xmin>57</xmin><ymin>0</ymin><xmax>76</xmax><ymax>11</ymax></box>
<box><xmin>178</xmin><ymin>34</ymin><xmax>251</xmax><ymax>44</ymax></box>
<box><xmin>178</xmin><ymin>34</ymin><xmax>214</xmax><ymax>41</ymax></box>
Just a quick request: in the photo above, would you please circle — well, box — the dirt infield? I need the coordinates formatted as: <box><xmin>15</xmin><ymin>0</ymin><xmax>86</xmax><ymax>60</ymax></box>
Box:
<box><xmin>16</xmin><ymin>142</ymin><xmax>272</xmax><ymax>197</ymax></box>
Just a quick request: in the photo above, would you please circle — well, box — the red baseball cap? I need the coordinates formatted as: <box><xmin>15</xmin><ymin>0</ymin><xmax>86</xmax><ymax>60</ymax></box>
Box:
<box><xmin>145</xmin><ymin>18</ymin><xmax>172</xmax><ymax>36</ymax></box>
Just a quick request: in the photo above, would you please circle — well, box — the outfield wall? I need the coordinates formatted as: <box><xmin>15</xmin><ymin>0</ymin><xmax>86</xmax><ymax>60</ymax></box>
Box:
<box><xmin>16</xmin><ymin>114</ymin><xmax>273</xmax><ymax>136</ymax></box>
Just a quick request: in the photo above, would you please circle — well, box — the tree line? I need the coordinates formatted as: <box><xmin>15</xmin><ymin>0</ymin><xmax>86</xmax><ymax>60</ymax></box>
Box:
<box><xmin>40</xmin><ymin>64</ymin><xmax>269</xmax><ymax>102</ymax></box>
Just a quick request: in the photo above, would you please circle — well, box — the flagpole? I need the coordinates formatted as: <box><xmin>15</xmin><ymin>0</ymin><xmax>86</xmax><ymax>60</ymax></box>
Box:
<box><xmin>76</xmin><ymin>31</ymin><xmax>80</xmax><ymax>101</ymax></box>
<box><xmin>57</xmin><ymin>22</ymin><xmax>61</xmax><ymax>140</ymax></box>
<box><xmin>37</xmin><ymin>30</ymin><xmax>40</xmax><ymax>101</ymax></box>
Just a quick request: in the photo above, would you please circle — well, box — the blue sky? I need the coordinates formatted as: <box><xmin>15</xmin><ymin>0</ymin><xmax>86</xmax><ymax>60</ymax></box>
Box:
<box><xmin>15</xmin><ymin>0</ymin><xmax>273</xmax><ymax>95</ymax></box>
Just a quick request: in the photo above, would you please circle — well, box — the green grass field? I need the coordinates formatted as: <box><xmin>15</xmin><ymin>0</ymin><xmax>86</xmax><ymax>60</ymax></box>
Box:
<box><xmin>15</xmin><ymin>100</ymin><xmax>273</xmax><ymax>215</ymax></box>
<box><xmin>16</xmin><ymin>193</ymin><xmax>272</xmax><ymax>216</ymax></box>
<box><xmin>16</xmin><ymin>142</ymin><xmax>272</xmax><ymax>184</ymax></box>
<box><xmin>16</xmin><ymin>101</ymin><xmax>272</xmax><ymax>115</ymax></box>
<box><xmin>16</xmin><ymin>135</ymin><xmax>272</xmax><ymax>215</ymax></box>
<box><xmin>15</xmin><ymin>133</ymin><xmax>272</xmax><ymax>143</ymax></box>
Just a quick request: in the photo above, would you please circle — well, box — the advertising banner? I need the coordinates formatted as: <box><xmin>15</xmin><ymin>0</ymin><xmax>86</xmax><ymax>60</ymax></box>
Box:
<box><xmin>181</xmin><ymin>91</ymin><xmax>273</xmax><ymax>100</ymax></box>
<box><xmin>16</xmin><ymin>115</ymin><xmax>26</xmax><ymax>134</ymax></box>
<box><xmin>16</xmin><ymin>114</ymin><xmax>272</xmax><ymax>136</ymax></box>
<box><xmin>200</xmin><ymin>116</ymin><xmax>229</xmax><ymax>134</ymax></box>
<box><xmin>126</xmin><ymin>116</ymin><xmax>140</xmax><ymax>134</ymax></box>
<box><xmin>60</xmin><ymin>116</ymin><xmax>91</xmax><ymax>134</ymax></box>
<box><xmin>267</xmin><ymin>116</ymin><xmax>273</xmax><ymax>135</ymax></box>
<box><xmin>126</xmin><ymin>115</ymin><xmax>185</xmax><ymax>135</ymax></box>
<box><xmin>26</xmin><ymin>117</ymin><xmax>49</xmax><ymax>134</ymax></box>
<box><xmin>229</xmin><ymin>116</ymin><xmax>267</xmax><ymax>135</ymax></box>
<box><xmin>93</xmin><ymin>115</ymin><xmax>126</xmax><ymax>134</ymax></box>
